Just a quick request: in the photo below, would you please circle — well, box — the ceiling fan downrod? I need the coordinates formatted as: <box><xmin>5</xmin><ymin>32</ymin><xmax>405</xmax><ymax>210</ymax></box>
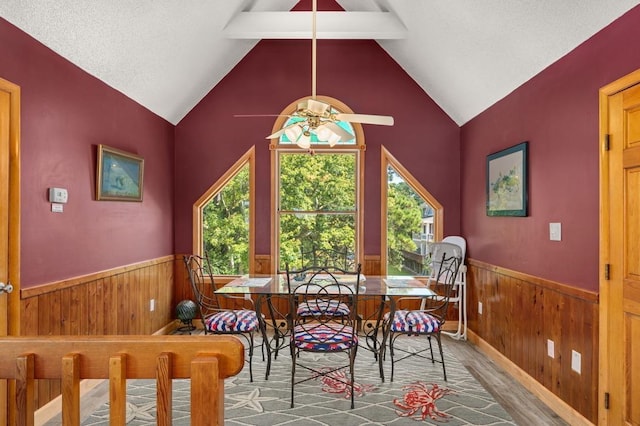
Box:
<box><xmin>311</xmin><ymin>0</ymin><xmax>317</xmax><ymax>100</ymax></box>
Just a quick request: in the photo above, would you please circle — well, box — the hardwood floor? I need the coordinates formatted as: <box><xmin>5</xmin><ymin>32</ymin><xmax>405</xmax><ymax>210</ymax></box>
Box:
<box><xmin>444</xmin><ymin>336</ymin><xmax>569</xmax><ymax>425</ymax></box>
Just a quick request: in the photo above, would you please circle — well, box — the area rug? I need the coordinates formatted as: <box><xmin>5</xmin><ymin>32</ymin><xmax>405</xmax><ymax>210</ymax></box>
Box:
<box><xmin>81</xmin><ymin>336</ymin><xmax>515</xmax><ymax>425</ymax></box>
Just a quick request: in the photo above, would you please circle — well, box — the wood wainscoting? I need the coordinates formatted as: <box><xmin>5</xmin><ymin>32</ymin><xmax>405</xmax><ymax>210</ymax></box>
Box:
<box><xmin>466</xmin><ymin>258</ymin><xmax>598</xmax><ymax>424</ymax></box>
<box><xmin>19</xmin><ymin>255</ymin><xmax>176</xmax><ymax>409</ymax></box>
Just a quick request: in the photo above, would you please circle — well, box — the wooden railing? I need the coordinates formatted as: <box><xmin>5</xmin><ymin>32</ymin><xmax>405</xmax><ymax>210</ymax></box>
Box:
<box><xmin>0</xmin><ymin>335</ymin><xmax>245</xmax><ymax>426</ymax></box>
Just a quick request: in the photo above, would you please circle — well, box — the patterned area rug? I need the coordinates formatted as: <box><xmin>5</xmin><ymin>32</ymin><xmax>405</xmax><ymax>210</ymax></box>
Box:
<box><xmin>81</xmin><ymin>336</ymin><xmax>515</xmax><ymax>425</ymax></box>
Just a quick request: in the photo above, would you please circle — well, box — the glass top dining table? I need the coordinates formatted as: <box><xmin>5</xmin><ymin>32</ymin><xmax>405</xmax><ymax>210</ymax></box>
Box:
<box><xmin>215</xmin><ymin>274</ymin><xmax>437</xmax><ymax>298</ymax></box>
<box><xmin>215</xmin><ymin>273</ymin><xmax>437</xmax><ymax>382</ymax></box>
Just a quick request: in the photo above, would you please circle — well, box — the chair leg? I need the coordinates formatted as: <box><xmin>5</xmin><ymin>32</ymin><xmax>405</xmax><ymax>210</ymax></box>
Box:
<box><xmin>434</xmin><ymin>332</ymin><xmax>447</xmax><ymax>381</ymax></box>
<box><xmin>427</xmin><ymin>336</ymin><xmax>435</xmax><ymax>363</ymax></box>
<box><xmin>248</xmin><ymin>333</ymin><xmax>254</xmax><ymax>382</ymax></box>
<box><xmin>290</xmin><ymin>347</ymin><xmax>296</xmax><ymax>408</ymax></box>
<box><xmin>350</xmin><ymin>345</ymin><xmax>358</xmax><ymax>409</ymax></box>
<box><xmin>389</xmin><ymin>334</ymin><xmax>396</xmax><ymax>382</ymax></box>
<box><xmin>378</xmin><ymin>343</ymin><xmax>385</xmax><ymax>382</ymax></box>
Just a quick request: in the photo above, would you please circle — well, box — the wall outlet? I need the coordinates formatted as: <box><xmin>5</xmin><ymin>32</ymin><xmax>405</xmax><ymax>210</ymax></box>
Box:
<box><xmin>478</xmin><ymin>301</ymin><xmax>483</xmax><ymax>315</ymax></box>
<box><xmin>547</xmin><ymin>339</ymin><xmax>555</xmax><ymax>358</ymax></box>
<box><xmin>150</xmin><ymin>299</ymin><xmax>155</xmax><ymax>312</ymax></box>
<box><xmin>571</xmin><ymin>350</ymin><xmax>581</xmax><ymax>373</ymax></box>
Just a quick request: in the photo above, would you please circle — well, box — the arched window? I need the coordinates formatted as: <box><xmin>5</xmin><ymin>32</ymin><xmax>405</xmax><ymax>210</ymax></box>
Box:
<box><xmin>271</xmin><ymin>96</ymin><xmax>364</xmax><ymax>272</ymax></box>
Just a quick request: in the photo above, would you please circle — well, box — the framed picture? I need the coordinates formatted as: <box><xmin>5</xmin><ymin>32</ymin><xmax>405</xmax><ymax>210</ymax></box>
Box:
<box><xmin>486</xmin><ymin>141</ymin><xmax>528</xmax><ymax>216</ymax></box>
<box><xmin>96</xmin><ymin>144</ymin><xmax>144</xmax><ymax>201</ymax></box>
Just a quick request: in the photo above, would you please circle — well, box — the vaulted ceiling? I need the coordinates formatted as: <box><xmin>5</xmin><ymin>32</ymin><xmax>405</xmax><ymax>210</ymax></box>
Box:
<box><xmin>1</xmin><ymin>0</ymin><xmax>638</xmax><ymax>125</ymax></box>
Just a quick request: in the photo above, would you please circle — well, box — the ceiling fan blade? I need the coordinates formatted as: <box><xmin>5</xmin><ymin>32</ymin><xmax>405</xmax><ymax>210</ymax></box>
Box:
<box><xmin>335</xmin><ymin>113</ymin><xmax>394</xmax><ymax>126</ymax></box>
<box><xmin>234</xmin><ymin>114</ymin><xmax>291</xmax><ymax>118</ymax></box>
<box><xmin>266</xmin><ymin>122</ymin><xmax>299</xmax><ymax>139</ymax></box>
<box><xmin>266</xmin><ymin>128</ymin><xmax>286</xmax><ymax>139</ymax></box>
<box><xmin>322</xmin><ymin>121</ymin><xmax>354</xmax><ymax>141</ymax></box>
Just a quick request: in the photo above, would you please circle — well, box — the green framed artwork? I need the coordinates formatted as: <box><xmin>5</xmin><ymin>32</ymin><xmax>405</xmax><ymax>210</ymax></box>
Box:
<box><xmin>486</xmin><ymin>141</ymin><xmax>528</xmax><ymax>216</ymax></box>
<box><xmin>96</xmin><ymin>144</ymin><xmax>144</xmax><ymax>201</ymax></box>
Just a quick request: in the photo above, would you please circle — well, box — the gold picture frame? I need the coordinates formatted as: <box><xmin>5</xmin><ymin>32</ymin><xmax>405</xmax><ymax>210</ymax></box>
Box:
<box><xmin>96</xmin><ymin>144</ymin><xmax>144</xmax><ymax>201</ymax></box>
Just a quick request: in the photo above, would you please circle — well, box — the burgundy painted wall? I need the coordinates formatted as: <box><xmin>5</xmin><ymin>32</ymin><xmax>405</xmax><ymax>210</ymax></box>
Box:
<box><xmin>461</xmin><ymin>5</ymin><xmax>640</xmax><ymax>291</ymax></box>
<box><xmin>174</xmin><ymin>37</ymin><xmax>460</xmax><ymax>257</ymax></box>
<box><xmin>0</xmin><ymin>18</ymin><xmax>175</xmax><ymax>287</ymax></box>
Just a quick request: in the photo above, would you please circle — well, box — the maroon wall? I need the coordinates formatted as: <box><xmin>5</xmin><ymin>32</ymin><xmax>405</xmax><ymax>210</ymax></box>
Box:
<box><xmin>461</xmin><ymin>5</ymin><xmax>640</xmax><ymax>291</ymax></box>
<box><xmin>0</xmin><ymin>18</ymin><xmax>175</xmax><ymax>287</ymax></box>
<box><xmin>174</xmin><ymin>37</ymin><xmax>460</xmax><ymax>257</ymax></box>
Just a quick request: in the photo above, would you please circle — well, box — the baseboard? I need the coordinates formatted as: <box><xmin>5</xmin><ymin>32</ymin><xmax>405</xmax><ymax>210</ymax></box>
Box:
<box><xmin>34</xmin><ymin>379</ymin><xmax>104</xmax><ymax>425</ymax></box>
<box><xmin>467</xmin><ymin>330</ymin><xmax>594</xmax><ymax>426</ymax></box>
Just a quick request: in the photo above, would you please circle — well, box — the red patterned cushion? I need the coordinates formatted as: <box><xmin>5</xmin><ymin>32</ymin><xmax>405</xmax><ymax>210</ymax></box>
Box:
<box><xmin>293</xmin><ymin>323</ymin><xmax>358</xmax><ymax>351</ymax></box>
<box><xmin>297</xmin><ymin>299</ymin><xmax>350</xmax><ymax>317</ymax></box>
<box><xmin>385</xmin><ymin>310</ymin><xmax>440</xmax><ymax>333</ymax></box>
<box><xmin>205</xmin><ymin>310</ymin><xmax>259</xmax><ymax>332</ymax></box>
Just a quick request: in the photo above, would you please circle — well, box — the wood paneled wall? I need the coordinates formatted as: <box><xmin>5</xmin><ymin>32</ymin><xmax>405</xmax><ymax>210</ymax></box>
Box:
<box><xmin>19</xmin><ymin>255</ymin><xmax>176</xmax><ymax>408</ymax></box>
<box><xmin>466</xmin><ymin>259</ymin><xmax>599</xmax><ymax>423</ymax></box>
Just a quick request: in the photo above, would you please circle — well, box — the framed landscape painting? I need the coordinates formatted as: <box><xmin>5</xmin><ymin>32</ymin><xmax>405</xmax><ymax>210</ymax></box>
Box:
<box><xmin>96</xmin><ymin>144</ymin><xmax>144</xmax><ymax>201</ymax></box>
<box><xmin>486</xmin><ymin>142</ymin><xmax>528</xmax><ymax>216</ymax></box>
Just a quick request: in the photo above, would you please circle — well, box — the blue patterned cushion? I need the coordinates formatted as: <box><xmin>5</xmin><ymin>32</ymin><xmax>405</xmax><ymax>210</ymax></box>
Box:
<box><xmin>293</xmin><ymin>324</ymin><xmax>358</xmax><ymax>351</ymax></box>
<box><xmin>297</xmin><ymin>299</ymin><xmax>350</xmax><ymax>317</ymax></box>
<box><xmin>385</xmin><ymin>310</ymin><xmax>440</xmax><ymax>333</ymax></box>
<box><xmin>205</xmin><ymin>310</ymin><xmax>259</xmax><ymax>332</ymax></box>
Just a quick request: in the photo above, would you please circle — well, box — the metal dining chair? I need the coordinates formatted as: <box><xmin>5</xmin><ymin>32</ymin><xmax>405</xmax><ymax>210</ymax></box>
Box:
<box><xmin>382</xmin><ymin>250</ymin><xmax>461</xmax><ymax>382</ymax></box>
<box><xmin>285</xmin><ymin>263</ymin><xmax>362</xmax><ymax>408</ymax></box>
<box><xmin>183</xmin><ymin>254</ymin><xmax>269</xmax><ymax>382</ymax></box>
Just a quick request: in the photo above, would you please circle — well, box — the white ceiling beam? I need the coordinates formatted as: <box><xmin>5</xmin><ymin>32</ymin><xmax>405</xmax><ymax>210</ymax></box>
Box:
<box><xmin>223</xmin><ymin>11</ymin><xmax>407</xmax><ymax>39</ymax></box>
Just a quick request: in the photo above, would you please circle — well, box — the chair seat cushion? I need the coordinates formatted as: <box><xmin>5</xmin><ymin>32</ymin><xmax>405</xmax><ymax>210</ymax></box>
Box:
<box><xmin>293</xmin><ymin>323</ymin><xmax>358</xmax><ymax>351</ymax></box>
<box><xmin>205</xmin><ymin>310</ymin><xmax>259</xmax><ymax>332</ymax></box>
<box><xmin>297</xmin><ymin>299</ymin><xmax>350</xmax><ymax>317</ymax></box>
<box><xmin>385</xmin><ymin>310</ymin><xmax>440</xmax><ymax>333</ymax></box>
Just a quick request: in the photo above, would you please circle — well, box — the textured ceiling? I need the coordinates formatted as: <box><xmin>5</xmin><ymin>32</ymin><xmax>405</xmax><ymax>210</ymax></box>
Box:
<box><xmin>1</xmin><ymin>0</ymin><xmax>638</xmax><ymax>125</ymax></box>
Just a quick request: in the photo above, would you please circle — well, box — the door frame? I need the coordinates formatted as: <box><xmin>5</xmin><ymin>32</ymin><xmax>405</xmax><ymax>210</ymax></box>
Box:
<box><xmin>0</xmin><ymin>76</ymin><xmax>20</xmax><ymax>425</ymax></box>
<box><xmin>0</xmin><ymin>76</ymin><xmax>20</xmax><ymax>336</ymax></box>
<box><xmin>598</xmin><ymin>68</ymin><xmax>640</xmax><ymax>425</ymax></box>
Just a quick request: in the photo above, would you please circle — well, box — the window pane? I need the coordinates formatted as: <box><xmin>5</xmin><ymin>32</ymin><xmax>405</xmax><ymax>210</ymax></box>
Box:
<box><xmin>202</xmin><ymin>165</ymin><xmax>250</xmax><ymax>275</ymax></box>
<box><xmin>280</xmin><ymin>153</ymin><xmax>356</xmax><ymax>211</ymax></box>
<box><xmin>387</xmin><ymin>165</ymin><xmax>433</xmax><ymax>276</ymax></box>
<box><xmin>279</xmin><ymin>213</ymin><xmax>355</xmax><ymax>270</ymax></box>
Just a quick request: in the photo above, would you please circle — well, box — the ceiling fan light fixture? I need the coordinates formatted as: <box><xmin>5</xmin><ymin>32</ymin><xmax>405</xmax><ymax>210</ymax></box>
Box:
<box><xmin>297</xmin><ymin>131</ymin><xmax>311</xmax><ymax>149</ymax></box>
<box><xmin>307</xmin><ymin>99</ymin><xmax>330</xmax><ymax>116</ymax></box>
<box><xmin>284</xmin><ymin>125</ymin><xmax>303</xmax><ymax>142</ymax></box>
<box><xmin>315</xmin><ymin>124</ymin><xmax>333</xmax><ymax>141</ymax></box>
<box><xmin>327</xmin><ymin>132</ymin><xmax>341</xmax><ymax>147</ymax></box>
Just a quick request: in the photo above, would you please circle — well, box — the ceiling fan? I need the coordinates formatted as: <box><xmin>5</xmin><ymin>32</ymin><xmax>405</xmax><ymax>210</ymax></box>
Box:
<box><xmin>238</xmin><ymin>0</ymin><xmax>394</xmax><ymax>149</ymax></box>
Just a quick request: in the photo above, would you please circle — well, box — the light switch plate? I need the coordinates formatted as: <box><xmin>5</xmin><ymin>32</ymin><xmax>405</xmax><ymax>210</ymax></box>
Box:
<box><xmin>549</xmin><ymin>222</ymin><xmax>562</xmax><ymax>241</ymax></box>
<box><xmin>547</xmin><ymin>339</ymin><xmax>555</xmax><ymax>358</ymax></box>
<box><xmin>571</xmin><ymin>350</ymin><xmax>581</xmax><ymax>373</ymax></box>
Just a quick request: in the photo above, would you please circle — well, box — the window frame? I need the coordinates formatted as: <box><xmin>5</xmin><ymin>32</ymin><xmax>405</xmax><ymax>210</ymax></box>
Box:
<box><xmin>381</xmin><ymin>146</ymin><xmax>443</xmax><ymax>276</ymax></box>
<box><xmin>192</xmin><ymin>146</ymin><xmax>255</xmax><ymax>275</ymax></box>
<box><xmin>270</xmin><ymin>96</ymin><xmax>365</xmax><ymax>273</ymax></box>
